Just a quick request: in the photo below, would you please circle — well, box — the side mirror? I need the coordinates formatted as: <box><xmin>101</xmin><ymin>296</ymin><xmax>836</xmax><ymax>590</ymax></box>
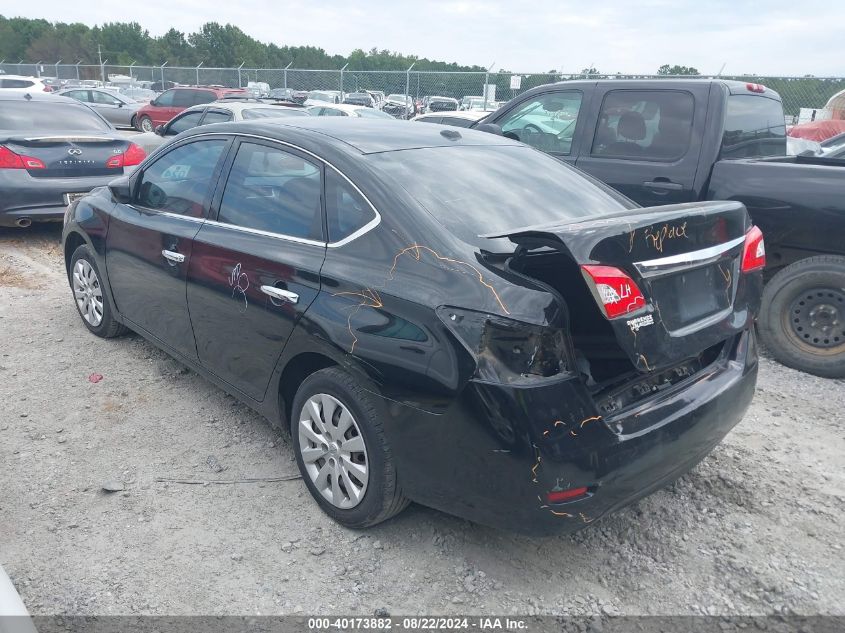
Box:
<box><xmin>109</xmin><ymin>176</ymin><xmax>132</xmax><ymax>204</ymax></box>
<box><xmin>117</xmin><ymin>101</ymin><xmax>124</xmax><ymax>108</ymax></box>
<box><xmin>149</xmin><ymin>99</ymin><xmax>157</xmax><ymax>106</ymax></box>
<box><xmin>154</xmin><ymin>125</ymin><xmax>165</xmax><ymax>137</ymax></box>
<box><xmin>474</xmin><ymin>123</ymin><xmax>503</xmax><ymax>136</ymax></box>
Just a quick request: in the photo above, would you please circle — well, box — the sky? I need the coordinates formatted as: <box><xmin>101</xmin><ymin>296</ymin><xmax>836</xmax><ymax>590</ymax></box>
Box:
<box><xmin>7</xmin><ymin>0</ymin><xmax>843</xmax><ymax>76</ymax></box>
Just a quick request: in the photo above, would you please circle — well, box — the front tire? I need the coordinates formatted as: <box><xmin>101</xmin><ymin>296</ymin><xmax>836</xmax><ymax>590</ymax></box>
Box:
<box><xmin>759</xmin><ymin>255</ymin><xmax>845</xmax><ymax>378</ymax></box>
<box><xmin>69</xmin><ymin>245</ymin><xmax>126</xmax><ymax>339</ymax></box>
<box><xmin>138</xmin><ymin>115</ymin><xmax>153</xmax><ymax>133</ymax></box>
<box><xmin>291</xmin><ymin>367</ymin><xmax>409</xmax><ymax>528</ymax></box>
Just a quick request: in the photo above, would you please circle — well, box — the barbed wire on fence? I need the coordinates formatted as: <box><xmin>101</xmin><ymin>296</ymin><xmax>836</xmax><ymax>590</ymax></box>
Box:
<box><xmin>2</xmin><ymin>61</ymin><xmax>844</xmax><ymax>117</ymax></box>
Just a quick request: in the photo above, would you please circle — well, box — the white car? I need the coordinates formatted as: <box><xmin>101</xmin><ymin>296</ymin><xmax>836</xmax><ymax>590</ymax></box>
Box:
<box><xmin>304</xmin><ymin>90</ymin><xmax>343</xmax><ymax>106</ymax></box>
<box><xmin>132</xmin><ymin>99</ymin><xmax>310</xmax><ymax>153</ymax></box>
<box><xmin>0</xmin><ymin>564</ymin><xmax>37</xmax><ymax>633</ymax></box>
<box><xmin>306</xmin><ymin>103</ymin><xmax>395</xmax><ymax>119</ymax></box>
<box><xmin>412</xmin><ymin>110</ymin><xmax>489</xmax><ymax>128</ymax></box>
<box><xmin>0</xmin><ymin>75</ymin><xmax>50</xmax><ymax>93</ymax></box>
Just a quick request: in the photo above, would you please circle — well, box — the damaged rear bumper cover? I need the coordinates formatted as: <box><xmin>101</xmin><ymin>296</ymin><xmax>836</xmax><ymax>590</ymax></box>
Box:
<box><xmin>379</xmin><ymin>329</ymin><xmax>758</xmax><ymax>535</ymax></box>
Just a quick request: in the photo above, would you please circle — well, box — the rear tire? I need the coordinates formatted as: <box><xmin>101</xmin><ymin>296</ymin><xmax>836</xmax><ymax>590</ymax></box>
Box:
<box><xmin>138</xmin><ymin>116</ymin><xmax>153</xmax><ymax>133</ymax></box>
<box><xmin>759</xmin><ymin>255</ymin><xmax>845</xmax><ymax>378</ymax></box>
<box><xmin>69</xmin><ymin>245</ymin><xmax>127</xmax><ymax>339</ymax></box>
<box><xmin>291</xmin><ymin>367</ymin><xmax>409</xmax><ymax>528</ymax></box>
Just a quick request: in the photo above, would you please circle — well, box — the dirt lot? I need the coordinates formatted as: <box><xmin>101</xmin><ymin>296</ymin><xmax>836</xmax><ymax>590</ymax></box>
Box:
<box><xmin>1</xmin><ymin>225</ymin><xmax>843</xmax><ymax>617</ymax></box>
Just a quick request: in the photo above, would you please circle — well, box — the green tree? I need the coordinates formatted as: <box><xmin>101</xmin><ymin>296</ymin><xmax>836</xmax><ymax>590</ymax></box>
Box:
<box><xmin>657</xmin><ymin>64</ymin><xmax>700</xmax><ymax>76</ymax></box>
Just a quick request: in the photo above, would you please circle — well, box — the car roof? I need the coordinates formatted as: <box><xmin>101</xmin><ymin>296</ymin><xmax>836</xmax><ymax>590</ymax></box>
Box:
<box><xmin>192</xmin><ymin>118</ymin><xmax>520</xmax><ymax>154</ymax></box>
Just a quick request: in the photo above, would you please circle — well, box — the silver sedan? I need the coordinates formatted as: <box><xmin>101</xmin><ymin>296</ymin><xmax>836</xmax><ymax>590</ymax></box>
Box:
<box><xmin>56</xmin><ymin>87</ymin><xmax>142</xmax><ymax>129</ymax></box>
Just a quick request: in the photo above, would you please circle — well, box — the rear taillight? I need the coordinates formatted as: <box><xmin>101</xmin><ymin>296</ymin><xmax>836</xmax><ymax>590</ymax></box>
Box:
<box><xmin>746</xmin><ymin>83</ymin><xmax>766</xmax><ymax>93</ymax></box>
<box><xmin>106</xmin><ymin>142</ymin><xmax>146</xmax><ymax>168</ymax></box>
<box><xmin>741</xmin><ymin>225</ymin><xmax>766</xmax><ymax>272</ymax></box>
<box><xmin>0</xmin><ymin>145</ymin><xmax>46</xmax><ymax>170</ymax></box>
<box><xmin>547</xmin><ymin>486</ymin><xmax>589</xmax><ymax>504</ymax></box>
<box><xmin>580</xmin><ymin>265</ymin><xmax>646</xmax><ymax>319</ymax></box>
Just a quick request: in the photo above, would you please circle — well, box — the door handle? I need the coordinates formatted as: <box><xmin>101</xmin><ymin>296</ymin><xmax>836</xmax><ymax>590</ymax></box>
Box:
<box><xmin>161</xmin><ymin>249</ymin><xmax>185</xmax><ymax>263</ymax></box>
<box><xmin>261</xmin><ymin>285</ymin><xmax>299</xmax><ymax>304</ymax></box>
<box><xmin>643</xmin><ymin>180</ymin><xmax>683</xmax><ymax>191</ymax></box>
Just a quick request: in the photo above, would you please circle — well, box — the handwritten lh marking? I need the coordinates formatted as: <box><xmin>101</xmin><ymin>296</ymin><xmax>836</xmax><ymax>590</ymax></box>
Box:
<box><xmin>229</xmin><ymin>263</ymin><xmax>249</xmax><ymax>313</ymax></box>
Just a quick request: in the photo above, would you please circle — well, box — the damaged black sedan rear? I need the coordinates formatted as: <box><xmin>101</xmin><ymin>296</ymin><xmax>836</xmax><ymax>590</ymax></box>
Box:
<box><xmin>63</xmin><ymin>119</ymin><xmax>762</xmax><ymax>534</ymax></box>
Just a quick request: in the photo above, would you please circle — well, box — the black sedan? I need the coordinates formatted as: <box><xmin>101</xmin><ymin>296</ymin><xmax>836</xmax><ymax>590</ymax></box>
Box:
<box><xmin>62</xmin><ymin>119</ymin><xmax>763</xmax><ymax>533</ymax></box>
<box><xmin>0</xmin><ymin>92</ymin><xmax>146</xmax><ymax>228</ymax></box>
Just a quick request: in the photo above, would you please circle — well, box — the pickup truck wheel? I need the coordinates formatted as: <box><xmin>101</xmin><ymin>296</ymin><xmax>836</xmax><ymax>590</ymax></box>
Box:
<box><xmin>291</xmin><ymin>367</ymin><xmax>409</xmax><ymax>528</ymax></box>
<box><xmin>759</xmin><ymin>255</ymin><xmax>845</xmax><ymax>378</ymax></box>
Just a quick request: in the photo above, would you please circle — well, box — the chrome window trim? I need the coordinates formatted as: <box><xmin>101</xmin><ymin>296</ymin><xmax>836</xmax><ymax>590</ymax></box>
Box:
<box><xmin>201</xmin><ymin>218</ymin><xmax>326</xmax><ymax>247</ymax></box>
<box><xmin>634</xmin><ymin>235</ymin><xmax>745</xmax><ymax>276</ymax></box>
<box><xmin>180</xmin><ymin>131</ymin><xmax>382</xmax><ymax>248</ymax></box>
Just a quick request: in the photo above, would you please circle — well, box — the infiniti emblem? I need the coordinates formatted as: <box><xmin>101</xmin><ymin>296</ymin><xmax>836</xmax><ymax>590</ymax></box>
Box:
<box><xmin>67</xmin><ymin>148</ymin><xmax>82</xmax><ymax>156</ymax></box>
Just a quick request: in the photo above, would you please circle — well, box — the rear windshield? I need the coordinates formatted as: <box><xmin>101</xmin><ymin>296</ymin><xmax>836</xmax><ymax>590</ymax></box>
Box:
<box><xmin>0</xmin><ymin>101</ymin><xmax>110</xmax><ymax>131</ymax></box>
<box><xmin>371</xmin><ymin>145</ymin><xmax>632</xmax><ymax>247</ymax></box>
<box><xmin>721</xmin><ymin>95</ymin><xmax>786</xmax><ymax>159</ymax></box>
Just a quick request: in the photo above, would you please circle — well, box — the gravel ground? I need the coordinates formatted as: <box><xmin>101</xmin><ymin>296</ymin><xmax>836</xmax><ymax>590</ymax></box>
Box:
<box><xmin>1</xmin><ymin>225</ymin><xmax>843</xmax><ymax>617</ymax></box>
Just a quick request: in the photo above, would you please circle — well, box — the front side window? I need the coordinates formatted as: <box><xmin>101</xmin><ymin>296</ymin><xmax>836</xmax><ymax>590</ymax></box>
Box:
<box><xmin>155</xmin><ymin>90</ymin><xmax>176</xmax><ymax>107</ymax></box>
<box><xmin>498</xmin><ymin>91</ymin><xmax>582</xmax><ymax>155</ymax></box>
<box><xmin>135</xmin><ymin>139</ymin><xmax>226</xmax><ymax>217</ymax></box>
<box><xmin>591</xmin><ymin>90</ymin><xmax>694</xmax><ymax>161</ymax></box>
<box><xmin>93</xmin><ymin>91</ymin><xmax>121</xmax><ymax>105</ymax></box>
<box><xmin>166</xmin><ymin>111</ymin><xmax>204</xmax><ymax>135</ymax></box>
<box><xmin>218</xmin><ymin>142</ymin><xmax>323</xmax><ymax>240</ymax></box>
<box><xmin>66</xmin><ymin>90</ymin><xmax>91</xmax><ymax>102</ymax></box>
<box><xmin>325</xmin><ymin>169</ymin><xmax>376</xmax><ymax>242</ymax></box>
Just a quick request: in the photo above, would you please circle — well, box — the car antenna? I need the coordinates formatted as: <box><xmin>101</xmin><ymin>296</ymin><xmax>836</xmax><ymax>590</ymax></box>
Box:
<box><xmin>440</xmin><ymin>129</ymin><xmax>461</xmax><ymax>141</ymax></box>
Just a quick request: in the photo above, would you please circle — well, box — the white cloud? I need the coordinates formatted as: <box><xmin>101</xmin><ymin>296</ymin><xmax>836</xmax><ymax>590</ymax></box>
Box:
<box><xmin>7</xmin><ymin>0</ymin><xmax>843</xmax><ymax>75</ymax></box>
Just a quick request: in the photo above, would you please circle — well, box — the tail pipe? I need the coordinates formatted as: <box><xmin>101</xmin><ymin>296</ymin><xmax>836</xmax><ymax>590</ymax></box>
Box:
<box><xmin>15</xmin><ymin>217</ymin><xmax>32</xmax><ymax>228</ymax></box>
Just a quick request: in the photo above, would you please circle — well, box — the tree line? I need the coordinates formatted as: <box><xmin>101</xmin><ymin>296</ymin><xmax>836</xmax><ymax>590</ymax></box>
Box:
<box><xmin>0</xmin><ymin>15</ymin><xmax>489</xmax><ymax>71</ymax></box>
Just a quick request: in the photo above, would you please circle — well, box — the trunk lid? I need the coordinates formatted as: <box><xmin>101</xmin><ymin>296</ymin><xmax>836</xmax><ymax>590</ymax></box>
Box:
<box><xmin>486</xmin><ymin>201</ymin><xmax>755</xmax><ymax>372</ymax></box>
<box><xmin>2</xmin><ymin>134</ymin><xmax>130</xmax><ymax>178</ymax></box>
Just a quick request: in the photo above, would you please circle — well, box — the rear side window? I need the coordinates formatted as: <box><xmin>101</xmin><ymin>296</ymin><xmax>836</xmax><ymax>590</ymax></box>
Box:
<box><xmin>721</xmin><ymin>95</ymin><xmax>786</xmax><ymax>158</ymax></box>
<box><xmin>325</xmin><ymin>169</ymin><xmax>376</xmax><ymax>242</ymax></box>
<box><xmin>201</xmin><ymin>110</ymin><xmax>233</xmax><ymax>125</ymax></box>
<box><xmin>218</xmin><ymin>142</ymin><xmax>323</xmax><ymax>240</ymax></box>
<box><xmin>417</xmin><ymin>116</ymin><xmax>442</xmax><ymax>124</ymax></box>
<box><xmin>136</xmin><ymin>140</ymin><xmax>226</xmax><ymax>217</ymax></box>
<box><xmin>591</xmin><ymin>90</ymin><xmax>694</xmax><ymax>161</ymax></box>
<box><xmin>0</xmin><ymin>102</ymin><xmax>109</xmax><ymax>131</ymax></box>
<box><xmin>65</xmin><ymin>90</ymin><xmax>91</xmax><ymax>102</ymax></box>
<box><xmin>192</xmin><ymin>90</ymin><xmax>217</xmax><ymax>106</ymax></box>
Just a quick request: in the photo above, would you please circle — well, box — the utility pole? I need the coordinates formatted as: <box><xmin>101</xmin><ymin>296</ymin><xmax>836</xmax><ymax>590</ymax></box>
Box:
<box><xmin>405</xmin><ymin>62</ymin><xmax>415</xmax><ymax>101</ymax></box>
<box><xmin>98</xmin><ymin>44</ymin><xmax>105</xmax><ymax>84</ymax></box>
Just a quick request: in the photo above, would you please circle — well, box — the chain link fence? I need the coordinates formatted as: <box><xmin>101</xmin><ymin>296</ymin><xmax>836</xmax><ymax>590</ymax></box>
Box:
<box><xmin>3</xmin><ymin>62</ymin><xmax>844</xmax><ymax>120</ymax></box>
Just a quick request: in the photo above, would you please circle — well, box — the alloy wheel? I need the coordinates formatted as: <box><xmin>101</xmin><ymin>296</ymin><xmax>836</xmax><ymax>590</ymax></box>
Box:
<box><xmin>298</xmin><ymin>393</ymin><xmax>369</xmax><ymax>509</ymax></box>
<box><xmin>72</xmin><ymin>259</ymin><xmax>104</xmax><ymax>327</ymax></box>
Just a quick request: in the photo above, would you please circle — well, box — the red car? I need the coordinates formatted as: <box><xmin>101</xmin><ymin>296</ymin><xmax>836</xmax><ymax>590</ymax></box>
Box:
<box><xmin>134</xmin><ymin>86</ymin><xmax>246</xmax><ymax>132</ymax></box>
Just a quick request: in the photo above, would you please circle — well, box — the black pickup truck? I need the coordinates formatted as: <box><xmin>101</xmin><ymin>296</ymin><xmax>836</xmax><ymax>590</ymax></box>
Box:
<box><xmin>475</xmin><ymin>79</ymin><xmax>845</xmax><ymax>378</ymax></box>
